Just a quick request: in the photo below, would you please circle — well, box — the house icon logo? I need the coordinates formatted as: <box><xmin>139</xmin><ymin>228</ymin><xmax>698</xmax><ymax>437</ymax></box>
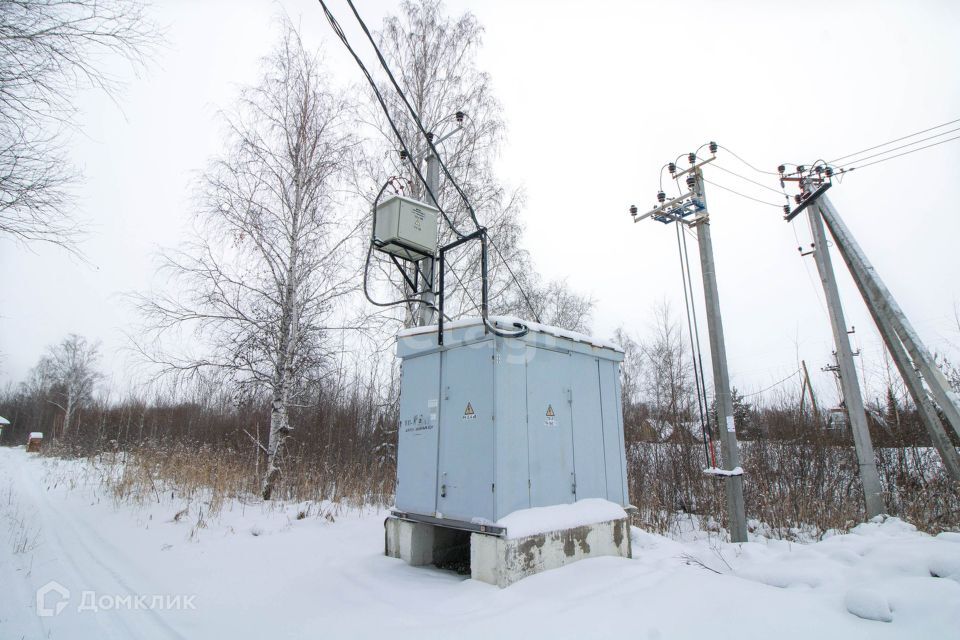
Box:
<box><xmin>36</xmin><ymin>581</ymin><xmax>70</xmax><ymax>617</ymax></box>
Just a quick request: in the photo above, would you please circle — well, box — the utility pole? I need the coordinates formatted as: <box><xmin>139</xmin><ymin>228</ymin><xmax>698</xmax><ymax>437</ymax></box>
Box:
<box><xmin>416</xmin><ymin>152</ymin><xmax>440</xmax><ymax>326</ymax></box>
<box><xmin>691</xmin><ymin>168</ymin><xmax>749</xmax><ymax>543</ymax></box>
<box><xmin>811</xmin><ymin>194</ymin><xmax>960</xmax><ymax>481</ymax></box>
<box><xmin>415</xmin><ymin>115</ymin><xmax>466</xmax><ymax>327</ymax></box>
<box><xmin>805</xmin><ymin>200</ymin><xmax>885</xmax><ymax>518</ymax></box>
<box><xmin>800</xmin><ymin>359</ymin><xmax>821</xmax><ymax>426</ymax></box>
<box><xmin>816</xmin><ymin>194</ymin><xmax>960</xmax><ymax>441</ymax></box>
<box><xmin>632</xmin><ymin>145</ymin><xmax>748</xmax><ymax>543</ymax></box>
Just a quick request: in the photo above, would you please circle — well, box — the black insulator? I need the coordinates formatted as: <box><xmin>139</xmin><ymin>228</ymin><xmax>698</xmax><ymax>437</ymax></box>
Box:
<box><xmin>657</xmin><ymin>191</ymin><xmax>666</xmax><ymax>203</ymax></box>
<box><xmin>797</xmin><ymin>165</ymin><xmax>805</xmax><ymax>173</ymax></box>
<box><xmin>784</xmin><ymin>205</ymin><xmax>791</xmax><ymax>215</ymax></box>
<box><xmin>794</xmin><ymin>194</ymin><xmax>802</xmax><ymax>204</ymax></box>
<box><xmin>455</xmin><ymin>110</ymin><xmax>465</xmax><ymax>123</ymax></box>
<box><xmin>426</xmin><ymin>132</ymin><xmax>435</xmax><ymax>142</ymax></box>
<box><xmin>685</xmin><ymin>175</ymin><xmax>695</xmax><ymax>188</ymax></box>
<box><xmin>797</xmin><ymin>246</ymin><xmax>802</xmax><ymax>252</ymax></box>
<box><xmin>629</xmin><ymin>205</ymin><xmax>638</xmax><ymax>215</ymax></box>
<box><xmin>399</xmin><ymin>149</ymin><xmax>408</xmax><ymax>160</ymax></box>
<box><xmin>825</xmin><ymin>166</ymin><xmax>834</xmax><ymax>177</ymax></box>
<box><xmin>668</xmin><ymin>162</ymin><xmax>676</xmax><ymax>174</ymax></box>
<box><xmin>777</xmin><ymin>164</ymin><xmax>786</xmax><ymax>174</ymax></box>
<box><xmin>688</xmin><ymin>153</ymin><xmax>696</xmax><ymax>165</ymax></box>
<box><xmin>815</xmin><ymin>165</ymin><xmax>823</xmax><ymax>174</ymax></box>
<box><xmin>709</xmin><ymin>141</ymin><xmax>718</xmax><ymax>154</ymax></box>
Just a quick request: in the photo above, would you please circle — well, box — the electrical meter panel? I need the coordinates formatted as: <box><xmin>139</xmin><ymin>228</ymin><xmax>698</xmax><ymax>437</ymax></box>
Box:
<box><xmin>374</xmin><ymin>195</ymin><xmax>439</xmax><ymax>261</ymax></box>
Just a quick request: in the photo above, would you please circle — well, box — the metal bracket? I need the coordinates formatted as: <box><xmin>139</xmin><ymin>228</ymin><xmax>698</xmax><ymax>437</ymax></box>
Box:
<box><xmin>784</xmin><ymin>182</ymin><xmax>832</xmax><ymax>222</ymax></box>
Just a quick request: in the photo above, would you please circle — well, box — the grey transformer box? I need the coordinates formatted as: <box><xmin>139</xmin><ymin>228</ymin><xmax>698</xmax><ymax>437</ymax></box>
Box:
<box><xmin>374</xmin><ymin>194</ymin><xmax>439</xmax><ymax>262</ymax></box>
<box><xmin>394</xmin><ymin>316</ymin><xmax>629</xmax><ymax>528</ymax></box>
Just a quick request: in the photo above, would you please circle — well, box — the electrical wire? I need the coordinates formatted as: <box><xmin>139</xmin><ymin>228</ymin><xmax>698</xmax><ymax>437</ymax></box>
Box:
<box><xmin>829</xmin><ymin>117</ymin><xmax>960</xmax><ymax>164</ymax></box>
<box><xmin>711</xmin><ymin>163</ymin><xmax>785</xmax><ymax>195</ymax></box>
<box><xmin>716</xmin><ymin>144</ymin><xmax>780</xmax><ymax>175</ymax></box>
<box><xmin>743</xmin><ymin>370</ymin><xmax>801</xmax><ymax>398</ymax></box>
<box><xmin>343</xmin><ymin>0</ymin><xmax>483</xmax><ymax>232</ymax></box>
<box><xmin>833</xmin><ymin>126</ymin><xmax>960</xmax><ymax>169</ymax></box>
<box><xmin>487</xmin><ymin>235</ymin><xmax>542</xmax><ymax>323</ymax></box>
<box><xmin>839</xmin><ymin>134</ymin><xmax>960</xmax><ymax>172</ymax></box>
<box><xmin>701</xmin><ymin>178</ymin><xmax>783</xmax><ymax>207</ymax></box>
<box><xmin>328</xmin><ymin>0</ymin><xmax>542</xmax><ymax>326</ymax></box>
<box><xmin>675</xmin><ymin>222</ymin><xmax>713</xmax><ymax>467</ymax></box>
<box><xmin>317</xmin><ymin>0</ymin><xmax>465</xmax><ymax>238</ymax></box>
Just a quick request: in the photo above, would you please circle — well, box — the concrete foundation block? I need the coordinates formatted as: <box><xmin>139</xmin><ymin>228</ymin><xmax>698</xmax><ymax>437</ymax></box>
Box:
<box><xmin>385</xmin><ymin>517</ymin><xmax>436</xmax><ymax>566</ymax></box>
<box><xmin>470</xmin><ymin>517</ymin><xmax>632</xmax><ymax>588</ymax></box>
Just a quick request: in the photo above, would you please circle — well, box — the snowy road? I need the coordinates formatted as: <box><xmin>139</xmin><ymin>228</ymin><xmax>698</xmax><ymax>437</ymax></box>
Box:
<box><xmin>1</xmin><ymin>446</ymin><xmax>958</xmax><ymax>639</ymax></box>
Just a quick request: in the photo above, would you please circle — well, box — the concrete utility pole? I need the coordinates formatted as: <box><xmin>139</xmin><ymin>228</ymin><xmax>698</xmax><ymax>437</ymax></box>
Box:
<box><xmin>813</xmin><ymin>194</ymin><xmax>960</xmax><ymax>481</ymax></box>
<box><xmin>806</xmin><ymin>201</ymin><xmax>885</xmax><ymax>518</ymax></box>
<box><xmin>816</xmin><ymin>194</ymin><xmax>960</xmax><ymax>441</ymax></box>
<box><xmin>632</xmin><ymin>148</ymin><xmax>748</xmax><ymax>542</ymax></box>
<box><xmin>416</xmin><ymin>152</ymin><xmax>440</xmax><ymax>326</ymax></box>
<box><xmin>690</xmin><ymin>168</ymin><xmax>749</xmax><ymax>543</ymax></box>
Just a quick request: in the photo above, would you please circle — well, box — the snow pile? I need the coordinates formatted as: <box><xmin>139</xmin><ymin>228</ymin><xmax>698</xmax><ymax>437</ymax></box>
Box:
<box><xmin>496</xmin><ymin>499</ymin><xmax>627</xmax><ymax>539</ymax></box>
<box><xmin>845</xmin><ymin>587</ymin><xmax>893</xmax><ymax>622</ymax></box>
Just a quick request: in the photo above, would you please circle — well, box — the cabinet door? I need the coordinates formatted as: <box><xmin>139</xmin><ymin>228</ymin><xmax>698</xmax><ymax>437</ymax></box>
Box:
<box><xmin>526</xmin><ymin>346</ymin><xmax>575</xmax><ymax>507</ymax></box>
<box><xmin>396</xmin><ymin>352</ymin><xmax>441</xmax><ymax>516</ymax></box>
<box><xmin>571</xmin><ymin>356</ymin><xmax>607</xmax><ymax>500</ymax></box>
<box><xmin>437</xmin><ymin>342</ymin><xmax>495</xmax><ymax>522</ymax></box>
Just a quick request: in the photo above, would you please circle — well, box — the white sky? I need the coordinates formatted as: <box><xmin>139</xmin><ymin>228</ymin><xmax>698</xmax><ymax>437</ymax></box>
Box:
<box><xmin>1</xmin><ymin>0</ymin><xmax>959</xmax><ymax>408</ymax></box>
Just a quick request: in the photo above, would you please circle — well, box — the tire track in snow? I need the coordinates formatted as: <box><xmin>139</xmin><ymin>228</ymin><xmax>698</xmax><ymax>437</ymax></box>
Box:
<box><xmin>17</xmin><ymin>455</ymin><xmax>187</xmax><ymax>640</ymax></box>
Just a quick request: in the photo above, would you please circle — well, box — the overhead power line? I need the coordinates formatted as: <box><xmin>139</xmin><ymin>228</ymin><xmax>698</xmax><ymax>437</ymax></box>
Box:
<box><xmin>702</xmin><ymin>178</ymin><xmax>783</xmax><ymax>207</ymax></box>
<box><xmin>840</xmin><ymin>133</ymin><xmax>960</xmax><ymax>172</ymax></box>
<box><xmin>829</xmin><ymin>116</ymin><xmax>960</xmax><ymax>164</ymax></box>
<box><xmin>834</xmin><ymin>126</ymin><xmax>960</xmax><ymax>169</ymax></box>
<box><xmin>711</xmin><ymin>163</ymin><xmax>784</xmax><ymax>194</ymax></box>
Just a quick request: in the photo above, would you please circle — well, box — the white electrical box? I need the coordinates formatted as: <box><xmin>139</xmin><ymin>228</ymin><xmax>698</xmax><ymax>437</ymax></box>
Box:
<box><xmin>374</xmin><ymin>195</ymin><xmax>439</xmax><ymax>261</ymax></box>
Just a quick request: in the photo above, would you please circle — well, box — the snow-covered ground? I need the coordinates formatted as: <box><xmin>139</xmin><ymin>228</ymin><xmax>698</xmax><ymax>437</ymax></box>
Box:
<box><xmin>1</xmin><ymin>447</ymin><xmax>958</xmax><ymax>639</ymax></box>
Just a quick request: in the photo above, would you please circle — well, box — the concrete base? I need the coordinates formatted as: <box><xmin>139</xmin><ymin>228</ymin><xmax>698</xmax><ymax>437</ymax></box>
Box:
<box><xmin>385</xmin><ymin>516</ymin><xmax>632</xmax><ymax>588</ymax></box>
<box><xmin>384</xmin><ymin>517</ymin><xmax>469</xmax><ymax>567</ymax></box>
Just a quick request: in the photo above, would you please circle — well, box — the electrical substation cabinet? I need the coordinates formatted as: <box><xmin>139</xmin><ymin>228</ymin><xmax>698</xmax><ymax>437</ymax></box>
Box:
<box><xmin>394</xmin><ymin>317</ymin><xmax>630</xmax><ymax>527</ymax></box>
<box><xmin>374</xmin><ymin>194</ymin><xmax>439</xmax><ymax>261</ymax></box>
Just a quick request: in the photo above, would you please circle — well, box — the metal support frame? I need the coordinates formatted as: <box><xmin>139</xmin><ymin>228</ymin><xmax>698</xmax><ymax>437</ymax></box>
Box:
<box><xmin>391</xmin><ymin>509</ymin><xmax>506</xmax><ymax>537</ymax></box>
<box><xmin>806</xmin><ymin>200</ymin><xmax>886</xmax><ymax>518</ymax></box>
<box><xmin>437</xmin><ymin>227</ymin><xmax>488</xmax><ymax>346</ymax></box>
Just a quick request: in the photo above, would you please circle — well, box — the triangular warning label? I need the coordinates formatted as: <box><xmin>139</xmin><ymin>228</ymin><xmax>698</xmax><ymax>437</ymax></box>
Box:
<box><xmin>464</xmin><ymin>402</ymin><xmax>475</xmax><ymax>416</ymax></box>
<box><xmin>546</xmin><ymin>404</ymin><xmax>555</xmax><ymax>417</ymax></box>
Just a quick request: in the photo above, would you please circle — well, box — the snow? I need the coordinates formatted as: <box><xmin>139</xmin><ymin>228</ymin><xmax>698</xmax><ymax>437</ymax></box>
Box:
<box><xmin>28</xmin><ymin>431</ymin><xmax>43</xmax><ymax>439</ymax></box>
<box><xmin>397</xmin><ymin>315</ymin><xmax>623</xmax><ymax>352</ymax></box>
<box><xmin>1</xmin><ymin>447</ymin><xmax>959</xmax><ymax>639</ymax></box>
<box><xmin>703</xmin><ymin>466</ymin><xmax>744</xmax><ymax>477</ymax></box>
<box><xmin>845</xmin><ymin>587</ymin><xmax>893</xmax><ymax>622</ymax></box>
<box><xmin>0</xmin><ymin>415</ymin><xmax>10</xmax><ymax>425</ymax></box>
<box><xmin>496</xmin><ymin>499</ymin><xmax>628</xmax><ymax>539</ymax></box>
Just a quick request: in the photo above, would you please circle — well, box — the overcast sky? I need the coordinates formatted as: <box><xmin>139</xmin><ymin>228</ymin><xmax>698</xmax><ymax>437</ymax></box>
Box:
<box><xmin>1</xmin><ymin>0</ymin><xmax>959</xmax><ymax>408</ymax></box>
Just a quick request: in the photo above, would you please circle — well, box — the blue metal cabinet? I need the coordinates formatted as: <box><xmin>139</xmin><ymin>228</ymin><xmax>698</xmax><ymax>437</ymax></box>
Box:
<box><xmin>395</xmin><ymin>317</ymin><xmax>628</xmax><ymax>527</ymax></box>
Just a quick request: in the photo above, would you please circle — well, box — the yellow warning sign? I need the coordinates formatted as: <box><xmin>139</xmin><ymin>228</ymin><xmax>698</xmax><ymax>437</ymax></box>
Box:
<box><xmin>464</xmin><ymin>402</ymin><xmax>475</xmax><ymax>416</ymax></box>
<box><xmin>546</xmin><ymin>404</ymin><xmax>555</xmax><ymax>417</ymax></box>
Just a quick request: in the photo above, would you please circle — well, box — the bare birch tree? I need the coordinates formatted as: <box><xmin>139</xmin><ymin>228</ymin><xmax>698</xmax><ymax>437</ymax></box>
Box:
<box><xmin>358</xmin><ymin>0</ymin><xmax>542</xmax><ymax>324</ymax></box>
<box><xmin>0</xmin><ymin>0</ymin><xmax>155</xmax><ymax>249</ymax></box>
<box><xmin>132</xmin><ymin>22</ymin><xmax>359</xmax><ymax>499</ymax></box>
<box><xmin>28</xmin><ymin>334</ymin><xmax>103</xmax><ymax>436</ymax></box>
<box><xmin>641</xmin><ymin>302</ymin><xmax>695</xmax><ymax>431</ymax></box>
